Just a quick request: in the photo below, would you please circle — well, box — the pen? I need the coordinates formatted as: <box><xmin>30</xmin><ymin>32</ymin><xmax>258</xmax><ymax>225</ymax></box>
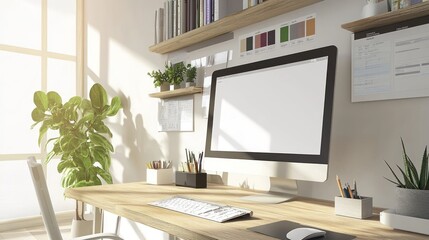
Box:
<box><xmin>354</xmin><ymin>180</ymin><xmax>359</xmax><ymax>199</ymax></box>
<box><xmin>198</xmin><ymin>152</ymin><xmax>204</xmax><ymax>172</ymax></box>
<box><xmin>347</xmin><ymin>183</ymin><xmax>354</xmax><ymax>199</ymax></box>
<box><xmin>336</xmin><ymin>175</ymin><xmax>345</xmax><ymax>198</ymax></box>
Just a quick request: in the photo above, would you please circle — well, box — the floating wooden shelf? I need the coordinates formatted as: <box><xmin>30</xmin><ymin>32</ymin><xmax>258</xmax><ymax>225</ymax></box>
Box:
<box><xmin>149</xmin><ymin>87</ymin><xmax>203</xmax><ymax>99</ymax></box>
<box><xmin>341</xmin><ymin>1</ymin><xmax>429</xmax><ymax>33</ymax></box>
<box><xmin>149</xmin><ymin>0</ymin><xmax>322</xmax><ymax>54</ymax></box>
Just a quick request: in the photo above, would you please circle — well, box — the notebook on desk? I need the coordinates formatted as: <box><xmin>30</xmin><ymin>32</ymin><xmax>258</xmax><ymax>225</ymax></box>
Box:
<box><xmin>248</xmin><ymin>220</ymin><xmax>356</xmax><ymax>240</ymax></box>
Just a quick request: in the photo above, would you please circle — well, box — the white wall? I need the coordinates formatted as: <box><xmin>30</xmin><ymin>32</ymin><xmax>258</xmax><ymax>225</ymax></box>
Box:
<box><xmin>85</xmin><ymin>0</ymin><xmax>429</xmax><ymax>217</ymax></box>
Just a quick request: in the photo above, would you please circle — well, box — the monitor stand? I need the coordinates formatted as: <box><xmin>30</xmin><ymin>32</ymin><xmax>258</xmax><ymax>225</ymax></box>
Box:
<box><xmin>240</xmin><ymin>177</ymin><xmax>297</xmax><ymax>204</ymax></box>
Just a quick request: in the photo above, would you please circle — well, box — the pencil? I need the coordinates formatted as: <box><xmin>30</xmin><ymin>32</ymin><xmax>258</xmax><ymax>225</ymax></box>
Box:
<box><xmin>336</xmin><ymin>175</ymin><xmax>345</xmax><ymax>197</ymax></box>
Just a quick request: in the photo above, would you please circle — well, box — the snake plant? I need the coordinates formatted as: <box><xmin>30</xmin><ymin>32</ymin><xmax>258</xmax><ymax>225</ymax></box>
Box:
<box><xmin>385</xmin><ymin>138</ymin><xmax>429</xmax><ymax>190</ymax></box>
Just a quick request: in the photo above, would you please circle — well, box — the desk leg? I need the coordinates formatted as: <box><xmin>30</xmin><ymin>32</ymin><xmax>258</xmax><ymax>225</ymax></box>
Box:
<box><xmin>93</xmin><ymin>207</ymin><xmax>103</xmax><ymax>234</ymax></box>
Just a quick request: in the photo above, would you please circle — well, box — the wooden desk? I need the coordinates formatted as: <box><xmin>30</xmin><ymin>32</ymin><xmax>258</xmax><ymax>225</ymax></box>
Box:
<box><xmin>65</xmin><ymin>182</ymin><xmax>426</xmax><ymax>240</ymax></box>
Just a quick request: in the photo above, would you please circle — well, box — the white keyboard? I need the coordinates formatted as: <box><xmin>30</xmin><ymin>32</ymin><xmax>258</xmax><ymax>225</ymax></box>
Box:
<box><xmin>149</xmin><ymin>196</ymin><xmax>253</xmax><ymax>223</ymax></box>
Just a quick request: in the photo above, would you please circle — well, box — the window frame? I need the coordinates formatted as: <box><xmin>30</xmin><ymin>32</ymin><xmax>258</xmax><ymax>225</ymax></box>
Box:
<box><xmin>0</xmin><ymin>0</ymin><xmax>84</xmax><ymax>162</ymax></box>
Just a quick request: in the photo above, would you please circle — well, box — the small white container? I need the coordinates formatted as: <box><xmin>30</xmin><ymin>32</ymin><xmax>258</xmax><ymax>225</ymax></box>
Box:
<box><xmin>146</xmin><ymin>168</ymin><xmax>174</xmax><ymax>185</ymax></box>
<box><xmin>335</xmin><ymin>196</ymin><xmax>373</xmax><ymax>219</ymax></box>
<box><xmin>362</xmin><ymin>0</ymin><xmax>388</xmax><ymax>18</ymax></box>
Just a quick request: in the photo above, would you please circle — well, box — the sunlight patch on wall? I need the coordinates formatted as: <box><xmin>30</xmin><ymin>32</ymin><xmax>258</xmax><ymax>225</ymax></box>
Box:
<box><xmin>87</xmin><ymin>24</ymin><xmax>101</xmax><ymax>79</ymax></box>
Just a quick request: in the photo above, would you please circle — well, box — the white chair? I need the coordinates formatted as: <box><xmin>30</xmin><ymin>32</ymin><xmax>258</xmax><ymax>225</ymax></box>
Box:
<box><xmin>27</xmin><ymin>156</ymin><xmax>123</xmax><ymax>240</ymax></box>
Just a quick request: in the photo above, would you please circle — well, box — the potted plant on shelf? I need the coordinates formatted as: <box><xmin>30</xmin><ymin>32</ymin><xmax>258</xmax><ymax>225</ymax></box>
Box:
<box><xmin>165</xmin><ymin>62</ymin><xmax>186</xmax><ymax>90</ymax></box>
<box><xmin>185</xmin><ymin>64</ymin><xmax>197</xmax><ymax>87</ymax></box>
<box><xmin>148</xmin><ymin>69</ymin><xmax>169</xmax><ymax>92</ymax></box>
<box><xmin>31</xmin><ymin>83</ymin><xmax>122</xmax><ymax>236</ymax></box>
<box><xmin>384</xmin><ymin>138</ymin><xmax>429</xmax><ymax>219</ymax></box>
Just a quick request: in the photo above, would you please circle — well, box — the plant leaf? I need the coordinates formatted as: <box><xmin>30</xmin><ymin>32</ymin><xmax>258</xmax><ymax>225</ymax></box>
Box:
<box><xmin>397</xmin><ymin>164</ymin><xmax>419</xmax><ymax>189</ymax></box>
<box><xmin>95</xmin><ymin>167</ymin><xmax>112</xmax><ymax>184</ymax></box>
<box><xmin>80</xmin><ymin>99</ymin><xmax>92</xmax><ymax>113</ymax></box>
<box><xmin>38</xmin><ymin>121</ymin><xmax>49</xmax><ymax>146</ymax></box>
<box><xmin>31</xmin><ymin>108</ymin><xmax>45</xmax><ymax>122</ymax></box>
<box><xmin>106</xmin><ymin>96</ymin><xmax>122</xmax><ymax>116</ymax></box>
<box><xmin>74</xmin><ymin>180</ymin><xmax>96</xmax><ymax>188</ymax></box>
<box><xmin>89</xmin><ymin>132</ymin><xmax>113</xmax><ymax>152</ymax></box>
<box><xmin>401</xmin><ymin>138</ymin><xmax>420</xmax><ymax>187</ymax></box>
<box><xmin>34</xmin><ymin>91</ymin><xmax>48</xmax><ymax>111</ymax></box>
<box><xmin>91</xmin><ymin>146</ymin><xmax>110</xmax><ymax>170</ymax></box>
<box><xmin>405</xmin><ymin>153</ymin><xmax>420</xmax><ymax>187</ymax></box>
<box><xmin>93</xmin><ymin>121</ymin><xmax>111</xmax><ymax>137</ymax></box>
<box><xmin>420</xmin><ymin>146</ymin><xmax>428</xmax><ymax>189</ymax></box>
<box><xmin>90</xmin><ymin>83</ymin><xmax>108</xmax><ymax>110</ymax></box>
<box><xmin>384</xmin><ymin>177</ymin><xmax>403</xmax><ymax>187</ymax></box>
<box><xmin>76</xmin><ymin>112</ymin><xmax>94</xmax><ymax>127</ymax></box>
<box><xmin>384</xmin><ymin>160</ymin><xmax>405</xmax><ymax>187</ymax></box>
<box><xmin>58</xmin><ymin>159</ymin><xmax>75</xmax><ymax>173</ymax></box>
<box><xmin>47</xmin><ymin>91</ymin><xmax>62</xmax><ymax>108</ymax></box>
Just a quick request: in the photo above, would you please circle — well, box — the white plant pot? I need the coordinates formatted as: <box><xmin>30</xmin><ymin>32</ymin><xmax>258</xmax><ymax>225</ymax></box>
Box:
<box><xmin>185</xmin><ymin>82</ymin><xmax>195</xmax><ymax>87</ymax></box>
<box><xmin>71</xmin><ymin>219</ymin><xmax>94</xmax><ymax>237</ymax></box>
<box><xmin>170</xmin><ymin>84</ymin><xmax>181</xmax><ymax>90</ymax></box>
<box><xmin>395</xmin><ymin>187</ymin><xmax>429</xmax><ymax>219</ymax></box>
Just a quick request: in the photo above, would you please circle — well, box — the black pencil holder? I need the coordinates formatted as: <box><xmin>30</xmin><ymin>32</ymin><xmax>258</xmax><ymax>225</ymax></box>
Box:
<box><xmin>175</xmin><ymin>172</ymin><xmax>207</xmax><ymax>188</ymax></box>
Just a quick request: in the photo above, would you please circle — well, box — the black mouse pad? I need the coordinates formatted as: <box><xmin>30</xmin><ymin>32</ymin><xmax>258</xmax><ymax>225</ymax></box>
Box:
<box><xmin>248</xmin><ymin>220</ymin><xmax>356</xmax><ymax>240</ymax></box>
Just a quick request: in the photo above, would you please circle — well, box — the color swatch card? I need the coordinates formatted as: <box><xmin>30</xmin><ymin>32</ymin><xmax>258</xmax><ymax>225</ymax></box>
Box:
<box><xmin>239</xmin><ymin>14</ymin><xmax>316</xmax><ymax>58</ymax></box>
<box><xmin>280</xmin><ymin>14</ymin><xmax>316</xmax><ymax>47</ymax></box>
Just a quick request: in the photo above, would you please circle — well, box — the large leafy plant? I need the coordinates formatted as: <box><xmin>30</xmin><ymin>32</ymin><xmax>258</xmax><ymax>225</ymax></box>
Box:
<box><xmin>385</xmin><ymin>139</ymin><xmax>429</xmax><ymax>190</ymax></box>
<box><xmin>31</xmin><ymin>83</ymin><xmax>122</xmax><ymax>190</ymax></box>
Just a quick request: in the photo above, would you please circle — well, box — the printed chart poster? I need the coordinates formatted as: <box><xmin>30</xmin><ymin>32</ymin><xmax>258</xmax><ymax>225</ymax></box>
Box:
<box><xmin>158</xmin><ymin>95</ymin><xmax>194</xmax><ymax>132</ymax></box>
<box><xmin>239</xmin><ymin>14</ymin><xmax>316</xmax><ymax>58</ymax></box>
<box><xmin>352</xmin><ymin>19</ymin><xmax>429</xmax><ymax>102</ymax></box>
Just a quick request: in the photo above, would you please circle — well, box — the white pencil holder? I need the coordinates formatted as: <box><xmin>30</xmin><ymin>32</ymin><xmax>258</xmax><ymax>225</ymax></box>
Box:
<box><xmin>146</xmin><ymin>168</ymin><xmax>174</xmax><ymax>185</ymax></box>
<box><xmin>335</xmin><ymin>196</ymin><xmax>373</xmax><ymax>219</ymax></box>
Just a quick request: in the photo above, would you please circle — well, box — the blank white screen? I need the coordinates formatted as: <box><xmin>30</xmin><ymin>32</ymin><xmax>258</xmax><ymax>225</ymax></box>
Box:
<box><xmin>211</xmin><ymin>57</ymin><xmax>328</xmax><ymax>155</ymax></box>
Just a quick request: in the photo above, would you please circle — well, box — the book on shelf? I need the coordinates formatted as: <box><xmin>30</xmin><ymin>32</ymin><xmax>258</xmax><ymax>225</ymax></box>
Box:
<box><xmin>154</xmin><ymin>8</ymin><xmax>164</xmax><ymax>44</ymax></box>
<box><xmin>180</xmin><ymin>0</ymin><xmax>187</xmax><ymax>35</ymax></box>
<box><xmin>243</xmin><ymin>0</ymin><xmax>264</xmax><ymax>9</ymax></box>
<box><xmin>173</xmin><ymin>0</ymin><xmax>177</xmax><ymax>37</ymax></box>
<box><xmin>214</xmin><ymin>0</ymin><xmax>242</xmax><ymax>21</ymax></box>
<box><xmin>199</xmin><ymin>0</ymin><xmax>205</xmax><ymax>27</ymax></box>
<box><xmin>154</xmin><ymin>0</ymin><xmax>244</xmax><ymax>44</ymax></box>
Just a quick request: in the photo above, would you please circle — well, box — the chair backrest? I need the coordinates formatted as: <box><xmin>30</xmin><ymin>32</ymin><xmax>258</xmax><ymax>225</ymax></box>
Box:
<box><xmin>27</xmin><ymin>156</ymin><xmax>63</xmax><ymax>240</ymax></box>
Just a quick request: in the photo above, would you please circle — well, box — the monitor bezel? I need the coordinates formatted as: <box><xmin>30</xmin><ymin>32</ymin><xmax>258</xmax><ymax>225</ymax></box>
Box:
<box><xmin>204</xmin><ymin>45</ymin><xmax>337</xmax><ymax>165</ymax></box>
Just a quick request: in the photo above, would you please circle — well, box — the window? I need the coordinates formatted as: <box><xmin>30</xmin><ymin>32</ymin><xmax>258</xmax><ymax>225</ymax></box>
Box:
<box><xmin>0</xmin><ymin>0</ymin><xmax>83</xmax><ymax>220</ymax></box>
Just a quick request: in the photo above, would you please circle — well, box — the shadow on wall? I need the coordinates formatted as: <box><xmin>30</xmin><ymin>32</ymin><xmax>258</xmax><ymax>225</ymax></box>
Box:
<box><xmin>84</xmin><ymin>0</ymin><xmax>166</xmax><ymax>183</ymax></box>
<box><xmin>94</xmin><ymin>85</ymin><xmax>163</xmax><ymax>184</ymax></box>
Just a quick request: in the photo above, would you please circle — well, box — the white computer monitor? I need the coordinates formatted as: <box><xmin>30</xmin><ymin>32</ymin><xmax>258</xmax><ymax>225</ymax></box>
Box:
<box><xmin>204</xmin><ymin>46</ymin><xmax>338</xmax><ymax>202</ymax></box>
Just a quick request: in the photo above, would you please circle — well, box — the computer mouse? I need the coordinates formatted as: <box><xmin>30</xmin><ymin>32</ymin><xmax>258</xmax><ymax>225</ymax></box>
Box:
<box><xmin>286</xmin><ymin>227</ymin><xmax>326</xmax><ymax>240</ymax></box>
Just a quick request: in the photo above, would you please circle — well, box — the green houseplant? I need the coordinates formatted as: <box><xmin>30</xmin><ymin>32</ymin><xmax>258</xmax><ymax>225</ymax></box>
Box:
<box><xmin>185</xmin><ymin>64</ymin><xmax>197</xmax><ymax>87</ymax></box>
<box><xmin>165</xmin><ymin>62</ymin><xmax>186</xmax><ymax>89</ymax></box>
<box><xmin>148</xmin><ymin>62</ymin><xmax>187</xmax><ymax>91</ymax></box>
<box><xmin>147</xmin><ymin>69</ymin><xmax>169</xmax><ymax>92</ymax></box>
<box><xmin>31</xmin><ymin>83</ymin><xmax>122</xmax><ymax>223</ymax></box>
<box><xmin>385</xmin><ymin>138</ymin><xmax>429</xmax><ymax>219</ymax></box>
